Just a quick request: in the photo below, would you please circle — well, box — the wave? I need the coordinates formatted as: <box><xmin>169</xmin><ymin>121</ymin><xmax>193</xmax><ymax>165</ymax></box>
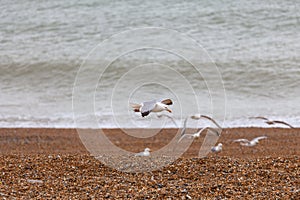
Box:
<box><xmin>0</xmin><ymin>114</ymin><xmax>299</xmax><ymax>129</ymax></box>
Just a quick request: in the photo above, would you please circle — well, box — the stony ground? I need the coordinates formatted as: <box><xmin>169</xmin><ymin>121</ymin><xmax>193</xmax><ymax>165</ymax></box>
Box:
<box><xmin>0</xmin><ymin>128</ymin><xmax>299</xmax><ymax>199</ymax></box>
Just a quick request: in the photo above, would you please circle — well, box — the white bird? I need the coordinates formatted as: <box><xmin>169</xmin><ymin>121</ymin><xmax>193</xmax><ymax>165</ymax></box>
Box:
<box><xmin>178</xmin><ymin>114</ymin><xmax>221</xmax><ymax>142</ymax></box>
<box><xmin>178</xmin><ymin>127</ymin><xmax>219</xmax><ymax>142</ymax></box>
<box><xmin>249</xmin><ymin>116</ymin><xmax>294</xmax><ymax>128</ymax></box>
<box><xmin>135</xmin><ymin>148</ymin><xmax>151</xmax><ymax>157</ymax></box>
<box><xmin>180</xmin><ymin>116</ymin><xmax>189</xmax><ymax>137</ymax></box>
<box><xmin>130</xmin><ymin>99</ymin><xmax>173</xmax><ymax>117</ymax></box>
<box><xmin>191</xmin><ymin>114</ymin><xmax>222</xmax><ymax>130</ymax></box>
<box><xmin>233</xmin><ymin>136</ymin><xmax>267</xmax><ymax>147</ymax></box>
<box><xmin>211</xmin><ymin>143</ymin><xmax>222</xmax><ymax>153</ymax></box>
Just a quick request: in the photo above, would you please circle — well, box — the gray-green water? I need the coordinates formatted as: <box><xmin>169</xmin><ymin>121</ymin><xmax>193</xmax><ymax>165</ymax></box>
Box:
<box><xmin>0</xmin><ymin>0</ymin><xmax>299</xmax><ymax>128</ymax></box>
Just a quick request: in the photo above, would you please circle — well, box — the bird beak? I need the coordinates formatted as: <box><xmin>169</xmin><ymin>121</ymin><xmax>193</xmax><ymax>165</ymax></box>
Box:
<box><xmin>166</xmin><ymin>108</ymin><xmax>172</xmax><ymax>113</ymax></box>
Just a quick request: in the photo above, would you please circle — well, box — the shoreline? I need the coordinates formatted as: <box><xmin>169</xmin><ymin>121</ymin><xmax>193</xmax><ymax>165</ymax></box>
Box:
<box><xmin>0</xmin><ymin>127</ymin><xmax>299</xmax><ymax>158</ymax></box>
<box><xmin>1</xmin><ymin>115</ymin><xmax>299</xmax><ymax>129</ymax></box>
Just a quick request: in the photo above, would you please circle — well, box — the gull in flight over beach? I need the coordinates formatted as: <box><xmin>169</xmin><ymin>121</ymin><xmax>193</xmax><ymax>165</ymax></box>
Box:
<box><xmin>233</xmin><ymin>136</ymin><xmax>267</xmax><ymax>147</ymax></box>
<box><xmin>179</xmin><ymin>114</ymin><xmax>222</xmax><ymax>142</ymax></box>
<box><xmin>211</xmin><ymin>143</ymin><xmax>222</xmax><ymax>153</ymax></box>
<box><xmin>130</xmin><ymin>99</ymin><xmax>173</xmax><ymax>117</ymax></box>
<box><xmin>190</xmin><ymin>114</ymin><xmax>222</xmax><ymax>131</ymax></box>
<box><xmin>135</xmin><ymin>148</ymin><xmax>151</xmax><ymax>157</ymax></box>
<box><xmin>249</xmin><ymin>116</ymin><xmax>294</xmax><ymax>128</ymax></box>
<box><xmin>178</xmin><ymin>126</ymin><xmax>220</xmax><ymax>142</ymax></box>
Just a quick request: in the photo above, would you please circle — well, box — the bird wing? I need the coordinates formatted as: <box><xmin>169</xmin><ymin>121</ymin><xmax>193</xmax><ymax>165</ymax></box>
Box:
<box><xmin>206</xmin><ymin>127</ymin><xmax>221</xmax><ymax>136</ymax></box>
<box><xmin>160</xmin><ymin>98</ymin><xmax>173</xmax><ymax>105</ymax></box>
<box><xmin>233</xmin><ymin>138</ymin><xmax>249</xmax><ymax>143</ymax></box>
<box><xmin>178</xmin><ymin>134</ymin><xmax>194</xmax><ymax>142</ymax></box>
<box><xmin>180</xmin><ymin>116</ymin><xmax>189</xmax><ymax>136</ymax></box>
<box><xmin>189</xmin><ymin>115</ymin><xmax>222</xmax><ymax>136</ymax></box>
<box><xmin>140</xmin><ymin>100</ymin><xmax>157</xmax><ymax>117</ymax></box>
<box><xmin>211</xmin><ymin>145</ymin><xmax>221</xmax><ymax>152</ymax></box>
<box><xmin>211</xmin><ymin>146</ymin><xmax>217</xmax><ymax>152</ymax></box>
<box><xmin>193</xmin><ymin>127</ymin><xmax>208</xmax><ymax>136</ymax></box>
<box><xmin>130</xmin><ymin>103</ymin><xmax>141</xmax><ymax>109</ymax></box>
<box><xmin>130</xmin><ymin>103</ymin><xmax>141</xmax><ymax>112</ymax></box>
<box><xmin>249</xmin><ymin>116</ymin><xmax>269</xmax><ymax>120</ymax></box>
<box><xmin>240</xmin><ymin>143</ymin><xmax>251</xmax><ymax>146</ymax></box>
<box><xmin>252</xmin><ymin>136</ymin><xmax>267</xmax><ymax>143</ymax></box>
<box><xmin>272</xmin><ymin>120</ymin><xmax>294</xmax><ymax>128</ymax></box>
<box><xmin>199</xmin><ymin>115</ymin><xmax>222</xmax><ymax>129</ymax></box>
<box><xmin>191</xmin><ymin>114</ymin><xmax>201</xmax><ymax>120</ymax></box>
<box><xmin>135</xmin><ymin>152</ymin><xmax>144</xmax><ymax>156</ymax></box>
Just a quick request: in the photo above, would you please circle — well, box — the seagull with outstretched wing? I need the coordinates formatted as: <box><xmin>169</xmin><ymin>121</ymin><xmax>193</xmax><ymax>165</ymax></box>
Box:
<box><xmin>178</xmin><ymin>127</ymin><xmax>219</xmax><ymax>142</ymax></box>
<box><xmin>178</xmin><ymin>114</ymin><xmax>221</xmax><ymax>142</ymax></box>
<box><xmin>130</xmin><ymin>98</ymin><xmax>173</xmax><ymax>117</ymax></box>
<box><xmin>233</xmin><ymin>136</ymin><xmax>268</xmax><ymax>147</ymax></box>
<box><xmin>249</xmin><ymin>116</ymin><xmax>294</xmax><ymax>128</ymax></box>
<box><xmin>191</xmin><ymin>114</ymin><xmax>222</xmax><ymax>130</ymax></box>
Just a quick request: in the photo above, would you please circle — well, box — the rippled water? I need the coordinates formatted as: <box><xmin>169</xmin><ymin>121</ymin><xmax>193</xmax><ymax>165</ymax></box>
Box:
<box><xmin>0</xmin><ymin>0</ymin><xmax>299</xmax><ymax>128</ymax></box>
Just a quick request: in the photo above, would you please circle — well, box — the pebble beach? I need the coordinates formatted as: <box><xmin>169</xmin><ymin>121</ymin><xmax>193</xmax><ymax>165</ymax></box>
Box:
<box><xmin>0</xmin><ymin>128</ymin><xmax>299</xmax><ymax>199</ymax></box>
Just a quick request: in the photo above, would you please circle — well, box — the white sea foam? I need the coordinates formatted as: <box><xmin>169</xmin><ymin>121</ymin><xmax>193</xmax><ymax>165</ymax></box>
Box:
<box><xmin>0</xmin><ymin>115</ymin><xmax>299</xmax><ymax>128</ymax></box>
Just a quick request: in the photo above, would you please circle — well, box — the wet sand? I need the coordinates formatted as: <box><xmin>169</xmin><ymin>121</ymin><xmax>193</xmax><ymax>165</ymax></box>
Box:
<box><xmin>0</xmin><ymin>128</ymin><xmax>299</xmax><ymax>199</ymax></box>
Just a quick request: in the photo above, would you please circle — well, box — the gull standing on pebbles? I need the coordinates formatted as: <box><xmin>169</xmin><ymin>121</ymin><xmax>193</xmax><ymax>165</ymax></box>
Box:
<box><xmin>135</xmin><ymin>148</ymin><xmax>151</xmax><ymax>157</ymax></box>
<box><xmin>179</xmin><ymin>114</ymin><xmax>222</xmax><ymax>142</ymax></box>
<box><xmin>211</xmin><ymin>143</ymin><xmax>222</xmax><ymax>153</ymax></box>
<box><xmin>249</xmin><ymin>116</ymin><xmax>294</xmax><ymax>128</ymax></box>
<box><xmin>233</xmin><ymin>136</ymin><xmax>267</xmax><ymax>147</ymax></box>
<box><xmin>130</xmin><ymin>99</ymin><xmax>173</xmax><ymax>117</ymax></box>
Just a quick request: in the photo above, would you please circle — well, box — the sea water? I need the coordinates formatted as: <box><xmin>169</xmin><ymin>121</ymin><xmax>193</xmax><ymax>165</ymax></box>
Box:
<box><xmin>0</xmin><ymin>0</ymin><xmax>299</xmax><ymax>128</ymax></box>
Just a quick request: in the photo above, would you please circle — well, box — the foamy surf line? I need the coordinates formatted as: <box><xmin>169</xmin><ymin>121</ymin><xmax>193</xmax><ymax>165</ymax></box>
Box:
<box><xmin>0</xmin><ymin>116</ymin><xmax>299</xmax><ymax>129</ymax></box>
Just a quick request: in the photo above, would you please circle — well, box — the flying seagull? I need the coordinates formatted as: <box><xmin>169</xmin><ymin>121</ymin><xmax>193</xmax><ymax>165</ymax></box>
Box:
<box><xmin>130</xmin><ymin>99</ymin><xmax>173</xmax><ymax>117</ymax></box>
<box><xmin>190</xmin><ymin>114</ymin><xmax>222</xmax><ymax>130</ymax></box>
<box><xmin>178</xmin><ymin>126</ymin><xmax>219</xmax><ymax>142</ymax></box>
<box><xmin>233</xmin><ymin>136</ymin><xmax>267</xmax><ymax>147</ymax></box>
<box><xmin>211</xmin><ymin>143</ymin><xmax>222</xmax><ymax>153</ymax></box>
<box><xmin>180</xmin><ymin>116</ymin><xmax>189</xmax><ymax>137</ymax></box>
<box><xmin>179</xmin><ymin>114</ymin><xmax>221</xmax><ymax>142</ymax></box>
<box><xmin>249</xmin><ymin>116</ymin><xmax>294</xmax><ymax>128</ymax></box>
<box><xmin>135</xmin><ymin>148</ymin><xmax>151</xmax><ymax>157</ymax></box>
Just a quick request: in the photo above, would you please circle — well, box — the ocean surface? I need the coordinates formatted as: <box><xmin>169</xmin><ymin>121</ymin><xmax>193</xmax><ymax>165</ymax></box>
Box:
<box><xmin>1</xmin><ymin>0</ymin><xmax>299</xmax><ymax>128</ymax></box>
